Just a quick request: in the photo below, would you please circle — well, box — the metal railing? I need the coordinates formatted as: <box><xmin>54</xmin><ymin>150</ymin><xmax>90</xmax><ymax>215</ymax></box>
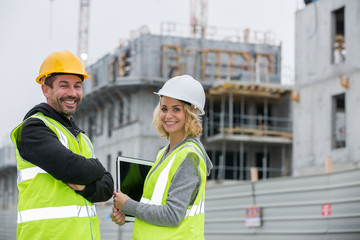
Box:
<box><xmin>204</xmin><ymin>112</ymin><xmax>292</xmax><ymax>138</ymax></box>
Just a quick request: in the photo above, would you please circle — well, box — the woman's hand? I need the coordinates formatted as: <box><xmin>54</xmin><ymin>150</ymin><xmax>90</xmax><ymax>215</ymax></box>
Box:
<box><xmin>110</xmin><ymin>207</ymin><xmax>126</xmax><ymax>226</ymax></box>
<box><xmin>113</xmin><ymin>190</ymin><xmax>130</xmax><ymax>210</ymax></box>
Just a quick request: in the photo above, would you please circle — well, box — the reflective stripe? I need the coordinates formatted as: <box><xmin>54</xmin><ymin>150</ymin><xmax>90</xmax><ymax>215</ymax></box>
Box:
<box><xmin>17</xmin><ymin>167</ymin><xmax>47</xmax><ymax>183</ymax></box>
<box><xmin>185</xmin><ymin>197</ymin><xmax>204</xmax><ymax>218</ymax></box>
<box><xmin>156</xmin><ymin>147</ymin><xmax>166</xmax><ymax>160</ymax></box>
<box><xmin>150</xmin><ymin>154</ymin><xmax>177</xmax><ymax>205</ymax></box>
<box><xmin>141</xmin><ymin>196</ymin><xmax>204</xmax><ymax>218</ymax></box>
<box><xmin>56</xmin><ymin>127</ymin><xmax>69</xmax><ymax>148</ymax></box>
<box><xmin>17</xmin><ymin>205</ymin><xmax>97</xmax><ymax>224</ymax></box>
<box><xmin>181</xmin><ymin>144</ymin><xmax>204</xmax><ymax>159</ymax></box>
<box><xmin>81</xmin><ymin>133</ymin><xmax>95</xmax><ymax>158</ymax></box>
<box><xmin>33</xmin><ymin>114</ymin><xmax>69</xmax><ymax>148</ymax></box>
<box><xmin>140</xmin><ymin>197</ymin><xmax>150</xmax><ymax>204</ymax></box>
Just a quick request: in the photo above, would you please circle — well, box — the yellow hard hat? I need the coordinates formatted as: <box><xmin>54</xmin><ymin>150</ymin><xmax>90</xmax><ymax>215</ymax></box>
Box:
<box><xmin>36</xmin><ymin>50</ymin><xmax>91</xmax><ymax>84</ymax></box>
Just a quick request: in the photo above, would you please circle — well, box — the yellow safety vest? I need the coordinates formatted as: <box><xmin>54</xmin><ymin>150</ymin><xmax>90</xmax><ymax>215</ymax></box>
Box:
<box><xmin>11</xmin><ymin>113</ymin><xmax>101</xmax><ymax>240</ymax></box>
<box><xmin>132</xmin><ymin>141</ymin><xmax>207</xmax><ymax>240</ymax></box>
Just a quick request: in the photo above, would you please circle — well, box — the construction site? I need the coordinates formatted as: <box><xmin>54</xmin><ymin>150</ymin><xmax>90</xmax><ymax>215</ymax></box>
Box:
<box><xmin>1</xmin><ymin>0</ymin><xmax>360</xmax><ymax>239</ymax></box>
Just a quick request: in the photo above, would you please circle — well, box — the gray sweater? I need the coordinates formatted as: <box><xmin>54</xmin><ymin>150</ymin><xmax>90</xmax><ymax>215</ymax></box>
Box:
<box><xmin>123</xmin><ymin>137</ymin><xmax>213</xmax><ymax>227</ymax></box>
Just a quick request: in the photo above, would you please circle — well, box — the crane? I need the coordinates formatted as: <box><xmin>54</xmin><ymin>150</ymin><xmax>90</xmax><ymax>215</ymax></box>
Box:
<box><xmin>78</xmin><ymin>0</ymin><xmax>90</xmax><ymax>66</ymax></box>
<box><xmin>48</xmin><ymin>0</ymin><xmax>90</xmax><ymax>66</ymax></box>
<box><xmin>190</xmin><ymin>0</ymin><xmax>208</xmax><ymax>38</ymax></box>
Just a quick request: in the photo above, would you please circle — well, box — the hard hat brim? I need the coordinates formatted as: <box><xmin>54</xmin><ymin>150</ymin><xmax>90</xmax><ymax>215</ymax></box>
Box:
<box><xmin>154</xmin><ymin>91</ymin><xmax>205</xmax><ymax>115</ymax></box>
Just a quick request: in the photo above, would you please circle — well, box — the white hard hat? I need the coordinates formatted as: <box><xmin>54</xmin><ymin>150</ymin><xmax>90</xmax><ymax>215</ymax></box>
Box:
<box><xmin>154</xmin><ymin>75</ymin><xmax>206</xmax><ymax>115</ymax></box>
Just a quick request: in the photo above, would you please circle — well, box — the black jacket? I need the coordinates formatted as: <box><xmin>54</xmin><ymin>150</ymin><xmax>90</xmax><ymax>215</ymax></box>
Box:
<box><xmin>17</xmin><ymin>103</ymin><xmax>114</xmax><ymax>203</ymax></box>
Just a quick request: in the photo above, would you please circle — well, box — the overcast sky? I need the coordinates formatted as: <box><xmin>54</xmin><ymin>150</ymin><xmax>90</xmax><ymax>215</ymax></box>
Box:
<box><xmin>0</xmin><ymin>0</ymin><xmax>305</xmax><ymax>146</ymax></box>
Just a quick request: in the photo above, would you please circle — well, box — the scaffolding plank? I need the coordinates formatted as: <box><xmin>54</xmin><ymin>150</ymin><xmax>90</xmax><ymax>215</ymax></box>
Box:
<box><xmin>222</xmin><ymin>127</ymin><xmax>293</xmax><ymax>138</ymax></box>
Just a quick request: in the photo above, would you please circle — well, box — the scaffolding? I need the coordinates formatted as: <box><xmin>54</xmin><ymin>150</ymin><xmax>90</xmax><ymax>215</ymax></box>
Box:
<box><xmin>203</xmin><ymin>81</ymin><xmax>292</xmax><ymax>180</ymax></box>
<box><xmin>77</xmin><ymin>32</ymin><xmax>291</xmax><ymax>182</ymax></box>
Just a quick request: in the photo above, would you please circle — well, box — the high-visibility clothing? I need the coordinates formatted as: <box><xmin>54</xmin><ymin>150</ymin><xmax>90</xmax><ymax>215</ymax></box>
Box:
<box><xmin>11</xmin><ymin>113</ymin><xmax>100</xmax><ymax>240</ymax></box>
<box><xmin>132</xmin><ymin>141</ymin><xmax>207</xmax><ymax>240</ymax></box>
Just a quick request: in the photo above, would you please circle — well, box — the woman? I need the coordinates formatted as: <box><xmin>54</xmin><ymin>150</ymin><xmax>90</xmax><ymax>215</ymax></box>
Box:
<box><xmin>111</xmin><ymin>75</ymin><xmax>213</xmax><ymax>239</ymax></box>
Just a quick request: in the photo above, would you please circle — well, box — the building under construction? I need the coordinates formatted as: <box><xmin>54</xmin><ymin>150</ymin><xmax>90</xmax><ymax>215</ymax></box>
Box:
<box><xmin>74</xmin><ymin>24</ymin><xmax>293</xmax><ymax>183</ymax></box>
<box><xmin>1</xmin><ymin>0</ymin><xmax>359</xmax><ymax>239</ymax></box>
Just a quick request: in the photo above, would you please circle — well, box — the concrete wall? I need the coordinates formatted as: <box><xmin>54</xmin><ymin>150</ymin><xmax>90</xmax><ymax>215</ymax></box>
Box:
<box><xmin>293</xmin><ymin>0</ymin><xmax>360</xmax><ymax>176</ymax></box>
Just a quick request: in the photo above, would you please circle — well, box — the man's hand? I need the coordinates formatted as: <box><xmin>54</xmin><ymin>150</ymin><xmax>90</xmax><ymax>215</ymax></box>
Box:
<box><xmin>67</xmin><ymin>183</ymin><xmax>85</xmax><ymax>191</ymax></box>
<box><xmin>110</xmin><ymin>207</ymin><xmax>126</xmax><ymax>226</ymax></box>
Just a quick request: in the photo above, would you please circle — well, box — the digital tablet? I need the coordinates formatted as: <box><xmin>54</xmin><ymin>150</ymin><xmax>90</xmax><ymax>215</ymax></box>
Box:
<box><xmin>115</xmin><ymin>156</ymin><xmax>154</xmax><ymax>222</ymax></box>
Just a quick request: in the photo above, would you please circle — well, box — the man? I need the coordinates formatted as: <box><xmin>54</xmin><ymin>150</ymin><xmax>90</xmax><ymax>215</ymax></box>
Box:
<box><xmin>11</xmin><ymin>50</ymin><xmax>114</xmax><ymax>240</ymax></box>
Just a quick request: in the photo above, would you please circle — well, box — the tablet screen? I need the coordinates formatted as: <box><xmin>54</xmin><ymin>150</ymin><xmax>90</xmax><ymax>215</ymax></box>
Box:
<box><xmin>116</xmin><ymin>156</ymin><xmax>154</xmax><ymax>221</ymax></box>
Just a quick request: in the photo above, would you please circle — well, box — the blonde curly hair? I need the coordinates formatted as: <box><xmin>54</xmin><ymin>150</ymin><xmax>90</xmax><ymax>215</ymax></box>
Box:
<box><xmin>152</xmin><ymin>100</ymin><xmax>203</xmax><ymax>140</ymax></box>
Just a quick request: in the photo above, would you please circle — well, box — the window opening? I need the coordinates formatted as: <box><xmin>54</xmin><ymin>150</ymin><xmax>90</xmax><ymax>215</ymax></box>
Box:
<box><xmin>332</xmin><ymin>93</ymin><xmax>346</xmax><ymax>148</ymax></box>
<box><xmin>108</xmin><ymin>106</ymin><xmax>114</xmax><ymax>137</ymax></box>
<box><xmin>332</xmin><ymin>7</ymin><xmax>345</xmax><ymax>64</ymax></box>
<box><xmin>256</xmin><ymin>152</ymin><xmax>270</xmax><ymax>179</ymax></box>
<box><xmin>88</xmin><ymin>116</ymin><xmax>94</xmax><ymax>141</ymax></box>
<box><xmin>107</xmin><ymin>154</ymin><xmax>112</xmax><ymax>172</ymax></box>
<box><xmin>92</xmin><ymin>71</ymin><xmax>98</xmax><ymax>87</ymax></box>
